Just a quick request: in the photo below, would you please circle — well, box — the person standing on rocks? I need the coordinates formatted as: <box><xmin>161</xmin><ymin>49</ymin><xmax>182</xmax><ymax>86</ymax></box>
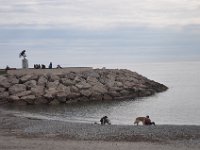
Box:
<box><xmin>48</xmin><ymin>62</ymin><xmax>52</xmax><ymax>69</ymax></box>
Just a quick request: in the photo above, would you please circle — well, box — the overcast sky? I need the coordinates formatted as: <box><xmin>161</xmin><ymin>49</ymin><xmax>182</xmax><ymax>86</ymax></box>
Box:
<box><xmin>0</xmin><ymin>0</ymin><xmax>200</xmax><ymax>68</ymax></box>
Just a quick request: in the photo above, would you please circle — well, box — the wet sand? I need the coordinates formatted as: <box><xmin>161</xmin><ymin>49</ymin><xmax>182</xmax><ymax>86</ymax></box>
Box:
<box><xmin>0</xmin><ymin>110</ymin><xmax>200</xmax><ymax>150</ymax></box>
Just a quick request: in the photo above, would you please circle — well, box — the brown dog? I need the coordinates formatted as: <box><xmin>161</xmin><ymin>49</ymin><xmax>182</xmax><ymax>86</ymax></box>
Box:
<box><xmin>134</xmin><ymin>116</ymin><xmax>155</xmax><ymax>126</ymax></box>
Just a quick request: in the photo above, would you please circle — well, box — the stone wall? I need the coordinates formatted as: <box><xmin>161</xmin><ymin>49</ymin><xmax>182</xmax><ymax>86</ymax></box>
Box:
<box><xmin>0</xmin><ymin>69</ymin><xmax>168</xmax><ymax>105</ymax></box>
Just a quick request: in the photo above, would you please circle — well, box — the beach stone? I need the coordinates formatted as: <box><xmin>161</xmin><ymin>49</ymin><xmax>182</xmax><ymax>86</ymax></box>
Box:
<box><xmin>106</xmin><ymin>73</ymin><xmax>116</xmax><ymax>81</ymax></box>
<box><xmin>60</xmin><ymin>78</ymin><xmax>75</xmax><ymax>86</ymax></box>
<box><xmin>0</xmin><ymin>87</ymin><xmax>5</xmax><ymax>92</ymax></box>
<box><xmin>68</xmin><ymin>92</ymin><xmax>81</xmax><ymax>99</ymax></box>
<box><xmin>103</xmin><ymin>94</ymin><xmax>113</xmax><ymax>100</ymax></box>
<box><xmin>44</xmin><ymin>92</ymin><xmax>53</xmax><ymax>100</ymax></box>
<box><xmin>34</xmin><ymin>98</ymin><xmax>49</xmax><ymax>104</ymax></box>
<box><xmin>91</xmin><ymin>84</ymin><xmax>108</xmax><ymax>94</ymax></box>
<box><xmin>21</xmin><ymin>95</ymin><xmax>36</xmax><ymax>104</ymax></box>
<box><xmin>0</xmin><ymin>77</ymin><xmax>10</xmax><ymax>88</ymax></box>
<box><xmin>105</xmin><ymin>80</ymin><xmax>115</xmax><ymax>88</ymax></box>
<box><xmin>57</xmin><ymin>84</ymin><xmax>71</xmax><ymax>96</ymax></box>
<box><xmin>47</xmin><ymin>81</ymin><xmax>59</xmax><ymax>89</ymax></box>
<box><xmin>75</xmin><ymin>81</ymin><xmax>91</xmax><ymax>89</ymax></box>
<box><xmin>0</xmin><ymin>92</ymin><xmax>9</xmax><ymax>99</ymax></box>
<box><xmin>86</xmin><ymin>76</ymin><xmax>99</xmax><ymax>85</ymax></box>
<box><xmin>115</xmin><ymin>81</ymin><xmax>123</xmax><ymax>87</ymax></box>
<box><xmin>7</xmin><ymin>76</ymin><xmax>19</xmax><ymax>85</ymax></box>
<box><xmin>74</xmin><ymin>75</ymin><xmax>83</xmax><ymax>82</ymax></box>
<box><xmin>70</xmin><ymin>86</ymin><xmax>79</xmax><ymax>93</ymax></box>
<box><xmin>48</xmin><ymin>74</ymin><xmax>59</xmax><ymax>82</ymax></box>
<box><xmin>45</xmin><ymin>88</ymin><xmax>57</xmax><ymax>97</ymax></box>
<box><xmin>120</xmin><ymin>90</ymin><xmax>131</xmax><ymax>96</ymax></box>
<box><xmin>31</xmin><ymin>86</ymin><xmax>44</xmax><ymax>97</ymax></box>
<box><xmin>66</xmin><ymin>72</ymin><xmax>76</xmax><ymax>80</ymax></box>
<box><xmin>82</xmin><ymin>70</ymin><xmax>100</xmax><ymax>78</ymax></box>
<box><xmin>90</xmin><ymin>93</ymin><xmax>103</xmax><ymax>101</ymax></box>
<box><xmin>15</xmin><ymin>91</ymin><xmax>32</xmax><ymax>97</ymax></box>
<box><xmin>38</xmin><ymin>76</ymin><xmax>48</xmax><ymax>86</ymax></box>
<box><xmin>56</xmin><ymin>92</ymin><xmax>67</xmax><ymax>102</ymax></box>
<box><xmin>80</xmin><ymin>89</ymin><xmax>92</xmax><ymax>97</ymax></box>
<box><xmin>13</xmin><ymin>100</ymin><xmax>27</xmax><ymax>105</ymax></box>
<box><xmin>109</xmin><ymin>90</ymin><xmax>121</xmax><ymax>97</ymax></box>
<box><xmin>0</xmin><ymin>76</ymin><xmax>7</xmax><ymax>82</ymax></box>
<box><xmin>24</xmin><ymin>80</ymin><xmax>37</xmax><ymax>88</ymax></box>
<box><xmin>9</xmin><ymin>95</ymin><xmax>19</xmax><ymax>101</ymax></box>
<box><xmin>49</xmin><ymin>99</ymin><xmax>60</xmax><ymax>105</ymax></box>
<box><xmin>124</xmin><ymin>81</ymin><xmax>136</xmax><ymax>88</ymax></box>
<box><xmin>20</xmin><ymin>75</ymin><xmax>33</xmax><ymax>83</ymax></box>
<box><xmin>9</xmin><ymin>84</ymin><xmax>26</xmax><ymax>95</ymax></box>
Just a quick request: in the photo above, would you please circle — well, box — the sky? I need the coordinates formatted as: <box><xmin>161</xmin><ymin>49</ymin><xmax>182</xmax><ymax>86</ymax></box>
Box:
<box><xmin>0</xmin><ymin>0</ymin><xmax>200</xmax><ymax>68</ymax></box>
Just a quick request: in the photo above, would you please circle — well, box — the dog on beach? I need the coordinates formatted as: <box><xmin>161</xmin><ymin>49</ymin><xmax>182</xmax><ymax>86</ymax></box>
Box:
<box><xmin>134</xmin><ymin>116</ymin><xmax>155</xmax><ymax>126</ymax></box>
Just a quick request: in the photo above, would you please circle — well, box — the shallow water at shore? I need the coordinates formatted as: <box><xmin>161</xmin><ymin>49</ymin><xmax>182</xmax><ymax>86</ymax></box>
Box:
<box><xmin>1</xmin><ymin>61</ymin><xmax>200</xmax><ymax>125</ymax></box>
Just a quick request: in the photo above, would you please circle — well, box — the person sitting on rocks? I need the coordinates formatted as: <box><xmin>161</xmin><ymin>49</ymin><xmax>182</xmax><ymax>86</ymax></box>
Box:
<box><xmin>144</xmin><ymin>115</ymin><xmax>155</xmax><ymax>125</ymax></box>
<box><xmin>100</xmin><ymin>116</ymin><xmax>111</xmax><ymax>125</ymax></box>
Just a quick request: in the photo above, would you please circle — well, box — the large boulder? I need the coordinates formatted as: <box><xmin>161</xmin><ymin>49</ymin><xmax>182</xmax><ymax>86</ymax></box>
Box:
<box><xmin>66</xmin><ymin>72</ymin><xmax>76</xmax><ymax>80</ymax></box>
<box><xmin>60</xmin><ymin>78</ymin><xmax>75</xmax><ymax>86</ymax></box>
<box><xmin>0</xmin><ymin>76</ymin><xmax>10</xmax><ymax>88</ymax></box>
<box><xmin>80</xmin><ymin>89</ymin><xmax>92</xmax><ymax>97</ymax></box>
<box><xmin>91</xmin><ymin>84</ymin><xmax>108</xmax><ymax>94</ymax></box>
<box><xmin>15</xmin><ymin>91</ymin><xmax>32</xmax><ymax>97</ymax></box>
<box><xmin>57</xmin><ymin>84</ymin><xmax>71</xmax><ymax>96</ymax></box>
<box><xmin>86</xmin><ymin>76</ymin><xmax>99</xmax><ymax>85</ymax></box>
<box><xmin>48</xmin><ymin>74</ymin><xmax>59</xmax><ymax>82</ymax></box>
<box><xmin>45</xmin><ymin>88</ymin><xmax>57</xmax><ymax>97</ymax></box>
<box><xmin>7</xmin><ymin>76</ymin><xmax>19</xmax><ymax>85</ymax></box>
<box><xmin>47</xmin><ymin>81</ymin><xmax>60</xmax><ymax>89</ymax></box>
<box><xmin>34</xmin><ymin>98</ymin><xmax>49</xmax><ymax>105</ymax></box>
<box><xmin>49</xmin><ymin>99</ymin><xmax>60</xmax><ymax>105</ymax></box>
<box><xmin>9</xmin><ymin>84</ymin><xmax>26</xmax><ymax>95</ymax></box>
<box><xmin>83</xmin><ymin>71</ymin><xmax>100</xmax><ymax>78</ymax></box>
<box><xmin>75</xmin><ymin>81</ymin><xmax>91</xmax><ymax>89</ymax></box>
<box><xmin>56</xmin><ymin>92</ymin><xmax>67</xmax><ymax>103</ymax></box>
<box><xmin>24</xmin><ymin>80</ymin><xmax>37</xmax><ymax>89</ymax></box>
<box><xmin>9</xmin><ymin>95</ymin><xmax>20</xmax><ymax>101</ymax></box>
<box><xmin>31</xmin><ymin>86</ymin><xmax>44</xmax><ymax>97</ymax></box>
<box><xmin>38</xmin><ymin>76</ymin><xmax>48</xmax><ymax>86</ymax></box>
<box><xmin>0</xmin><ymin>92</ymin><xmax>9</xmax><ymax>99</ymax></box>
<box><xmin>20</xmin><ymin>75</ymin><xmax>33</xmax><ymax>83</ymax></box>
<box><xmin>0</xmin><ymin>87</ymin><xmax>5</xmax><ymax>92</ymax></box>
<box><xmin>21</xmin><ymin>95</ymin><xmax>36</xmax><ymax>104</ymax></box>
<box><xmin>70</xmin><ymin>85</ymin><xmax>79</xmax><ymax>93</ymax></box>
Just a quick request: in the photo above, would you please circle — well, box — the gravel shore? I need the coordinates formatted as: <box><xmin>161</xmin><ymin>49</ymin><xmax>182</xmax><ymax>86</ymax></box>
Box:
<box><xmin>0</xmin><ymin>110</ymin><xmax>200</xmax><ymax>150</ymax></box>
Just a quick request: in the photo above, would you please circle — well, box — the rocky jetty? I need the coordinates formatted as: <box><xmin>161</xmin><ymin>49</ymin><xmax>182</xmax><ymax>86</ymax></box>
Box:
<box><xmin>0</xmin><ymin>69</ymin><xmax>168</xmax><ymax>105</ymax></box>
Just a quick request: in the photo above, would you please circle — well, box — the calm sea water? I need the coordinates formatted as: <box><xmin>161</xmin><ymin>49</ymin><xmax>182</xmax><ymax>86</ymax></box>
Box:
<box><xmin>1</xmin><ymin>61</ymin><xmax>200</xmax><ymax>125</ymax></box>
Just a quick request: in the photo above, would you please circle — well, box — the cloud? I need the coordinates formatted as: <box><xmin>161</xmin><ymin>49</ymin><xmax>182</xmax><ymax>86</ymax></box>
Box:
<box><xmin>0</xmin><ymin>0</ymin><xmax>200</xmax><ymax>29</ymax></box>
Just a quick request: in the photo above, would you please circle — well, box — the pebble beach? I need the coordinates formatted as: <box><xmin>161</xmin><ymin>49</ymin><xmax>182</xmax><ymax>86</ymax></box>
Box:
<box><xmin>0</xmin><ymin>109</ymin><xmax>200</xmax><ymax>150</ymax></box>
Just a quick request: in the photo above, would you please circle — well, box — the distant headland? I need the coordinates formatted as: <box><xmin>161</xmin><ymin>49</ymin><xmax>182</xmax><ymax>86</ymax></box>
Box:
<box><xmin>0</xmin><ymin>67</ymin><xmax>168</xmax><ymax>105</ymax></box>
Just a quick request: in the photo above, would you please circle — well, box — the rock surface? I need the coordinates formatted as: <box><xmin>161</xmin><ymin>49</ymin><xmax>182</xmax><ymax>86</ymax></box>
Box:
<box><xmin>0</xmin><ymin>69</ymin><xmax>168</xmax><ymax>105</ymax></box>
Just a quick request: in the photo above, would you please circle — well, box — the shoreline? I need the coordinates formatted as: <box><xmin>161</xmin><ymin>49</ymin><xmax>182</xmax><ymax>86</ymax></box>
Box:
<box><xmin>0</xmin><ymin>109</ymin><xmax>200</xmax><ymax>150</ymax></box>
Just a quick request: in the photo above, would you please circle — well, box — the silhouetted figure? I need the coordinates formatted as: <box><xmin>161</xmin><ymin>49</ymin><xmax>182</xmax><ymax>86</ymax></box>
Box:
<box><xmin>5</xmin><ymin>65</ymin><xmax>10</xmax><ymax>70</ymax></box>
<box><xmin>100</xmin><ymin>116</ymin><xmax>111</xmax><ymax>125</ymax></box>
<box><xmin>144</xmin><ymin>115</ymin><xmax>155</xmax><ymax>125</ymax></box>
<box><xmin>19</xmin><ymin>50</ymin><xmax>26</xmax><ymax>58</ymax></box>
<box><xmin>49</xmin><ymin>62</ymin><xmax>52</xmax><ymax>69</ymax></box>
<box><xmin>57</xmin><ymin>65</ymin><xmax>62</xmax><ymax>69</ymax></box>
<box><xmin>41</xmin><ymin>64</ymin><xmax>46</xmax><ymax>69</ymax></box>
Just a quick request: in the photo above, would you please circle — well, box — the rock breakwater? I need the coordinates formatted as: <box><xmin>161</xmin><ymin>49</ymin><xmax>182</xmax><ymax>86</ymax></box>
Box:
<box><xmin>0</xmin><ymin>69</ymin><xmax>168</xmax><ymax>105</ymax></box>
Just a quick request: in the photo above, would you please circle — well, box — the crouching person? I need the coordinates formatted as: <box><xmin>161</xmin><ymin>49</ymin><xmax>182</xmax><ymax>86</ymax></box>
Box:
<box><xmin>100</xmin><ymin>116</ymin><xmax>111</xmax><ymax>125</ymax></box>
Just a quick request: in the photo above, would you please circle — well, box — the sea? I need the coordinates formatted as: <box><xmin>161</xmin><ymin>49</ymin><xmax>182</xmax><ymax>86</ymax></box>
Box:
<box><xmin>1</xmin><ymin>61</ymin><xmax>200</xmax><ymax>125</ymax></box>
